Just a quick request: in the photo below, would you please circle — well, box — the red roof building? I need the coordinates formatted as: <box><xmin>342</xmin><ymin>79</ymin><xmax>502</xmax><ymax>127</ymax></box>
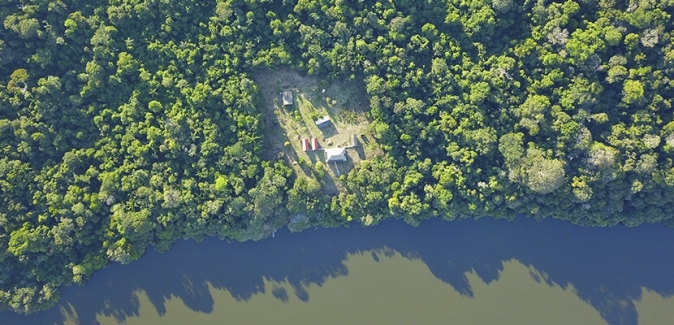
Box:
<box><xmin>302</xmin><ymin>138</ymin><xmax>310</xmax><ymax>152</ymax></box>
<box><xmin>312</xmin><ymin>138</ymin><xmax>319</xmax><ymax>151</ymax></box>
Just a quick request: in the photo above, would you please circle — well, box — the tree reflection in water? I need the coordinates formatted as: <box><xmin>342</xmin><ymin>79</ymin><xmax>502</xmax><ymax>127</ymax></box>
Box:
<box><xmin>1</xmin><ymin>217</ymin><xmax>673</xmax><ymax>325</ymax></box>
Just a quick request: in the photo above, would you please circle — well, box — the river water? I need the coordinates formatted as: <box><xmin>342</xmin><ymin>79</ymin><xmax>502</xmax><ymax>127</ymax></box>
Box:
<box><xmin>1</xmin><ymin>217</ymin><xmax>674</xmax><ymax>325</ymax></box>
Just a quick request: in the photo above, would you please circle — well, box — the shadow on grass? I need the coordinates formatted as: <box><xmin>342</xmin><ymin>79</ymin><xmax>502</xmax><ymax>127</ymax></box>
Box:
<box><xmin>318</xmin><ymin>123</ymin><xmax>338</xmax><ymax>139</ymax></box>
<box><xmin>320</xmin><ymin>174</ymin><xmax>339</xmax><ymax>196</ymax></box>
<box><xmin>351</xmin><ymin>145</ymin><xmax>366</xmax><ymax>160</ymax></box>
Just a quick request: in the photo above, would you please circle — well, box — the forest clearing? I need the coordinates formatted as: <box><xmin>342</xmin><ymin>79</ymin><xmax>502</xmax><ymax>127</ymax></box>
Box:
<box><xmin>253</xmin><ymin>68</ymin><xmax>382</xmax><ymax>194</ymax></box>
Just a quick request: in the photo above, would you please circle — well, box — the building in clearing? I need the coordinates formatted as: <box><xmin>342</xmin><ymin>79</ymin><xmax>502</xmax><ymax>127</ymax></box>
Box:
<box><xmin>302</xmin><ymin>138</ymin><xmax>310</xmax><ymax>152</ymax></box>
<box><xmin>282</xmin><ymin>90</ymin><xmax>293</xmax><ymax>106</ymax></box>
<box><xmin>351</xmin><ymin>134</ymin><xmax>359</xmax><ymax>147</ymax></box>
<box><xmin>315</xmin><ymin>116</ymin><xmax>331</xmax><ymax>128</ymax></box>
<box><xmin>311</xmin><ymin>138</ymin><xmax>320</xmax><ymax>151</ymax></box>
<box><xmin>325</xmin><ymin>147</ymin><xmax>347</xmax><ymax>162</ymax></box>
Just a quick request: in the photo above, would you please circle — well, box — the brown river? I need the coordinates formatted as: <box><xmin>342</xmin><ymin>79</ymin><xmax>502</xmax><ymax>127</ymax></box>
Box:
<box><xmin>1</xmin><ymin>217</ymin><xmax>674</xmax><ymax>325</ymax></box>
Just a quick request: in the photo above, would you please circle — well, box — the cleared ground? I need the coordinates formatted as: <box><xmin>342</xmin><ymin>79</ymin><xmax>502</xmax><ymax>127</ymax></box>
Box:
<box><xmin>252</xmin><ymin>67</ymin><xmax>382</xmax><ymax>194</ymax></box>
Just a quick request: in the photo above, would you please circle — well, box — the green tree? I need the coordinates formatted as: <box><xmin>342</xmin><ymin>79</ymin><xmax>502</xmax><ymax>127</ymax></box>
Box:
<box><xmin>522</xmin><ymin>149</ymin><xmax>566</xmax><ymax>195</ymax></box>
<box><xmin>622</xmin><ymin>80</ymin><xmax>645</xmax><ymax>105</ymax></box>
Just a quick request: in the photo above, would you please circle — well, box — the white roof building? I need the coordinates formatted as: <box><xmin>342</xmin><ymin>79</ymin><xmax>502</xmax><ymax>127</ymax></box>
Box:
<box><xmin>325</xmin><ymin>147</ymin><xmax>347</xmax><ymax>162</ymax></box>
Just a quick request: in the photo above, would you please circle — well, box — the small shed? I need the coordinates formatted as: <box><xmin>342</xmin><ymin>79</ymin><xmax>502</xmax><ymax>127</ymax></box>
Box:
<box><xmin>315</xmin><ymin>116</ymin><xmax>331</xmax><ymax>128</ymax></box>
<box><xmin>351</xmin><ymin>134</ymin><xmax>359</xmax><ymax>147</ymax></box>
<box><xmin>282</xmin><ymin>90</ymin><xmax>293</xmax><ymax>106</ymax></box>
<box><xmin>302</xmin><ymin>138</ymin><xmax>310</xmax><ymax>152</ymax></box>
<box><xmin>312</xmin><ymin>138</ymin><xmax>320</xmax><ymax>151</ymax></box>
<box><xmin>325</xmin><ymin>147</ymin><xmax>347</xmax><ymax>162</ymax></box>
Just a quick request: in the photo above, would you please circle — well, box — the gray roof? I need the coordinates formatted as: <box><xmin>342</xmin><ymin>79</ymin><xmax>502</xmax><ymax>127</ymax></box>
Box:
<box><xmin>315</xmin><ymin>116</ymin><xmax>331</xmax><ymax>127</ymax></box>
<box><xmin>282</xmin><ymin>90</ymin><xmax>293</xmax><ymax>105</ymax></box>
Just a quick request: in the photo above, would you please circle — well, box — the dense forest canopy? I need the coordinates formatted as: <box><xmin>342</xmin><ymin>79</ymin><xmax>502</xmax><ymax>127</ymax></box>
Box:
<box><xmin>1</xmin><ymin>0</ymin><xmax>673</xmax><ymax>314</ymax></box>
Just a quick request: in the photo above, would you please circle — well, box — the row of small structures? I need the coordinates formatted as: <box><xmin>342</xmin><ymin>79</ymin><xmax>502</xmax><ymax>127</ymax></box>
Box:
<box><xmin>301</xmin><ymin>135</ymin><xmax>358</xmax><ymax>163</ymax></box>
<box><xmin>282</xmin><ymin>89</ymin><xmax>359</xmax><ymax>165</ymax></box>
<box><xmin>302</xmin><ymin>138</ymin><xmax>320</xmax><ymax>152</ymax></box>
<box><xmin>302</xmin><ymin>138</ymin><xmax>347</xmax><ymax>162</ymax></box>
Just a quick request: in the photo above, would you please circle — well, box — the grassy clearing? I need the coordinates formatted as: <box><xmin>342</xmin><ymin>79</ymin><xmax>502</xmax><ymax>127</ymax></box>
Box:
<box><xmin>252</xmin><ymin>67</ymin><xmax>382</xmax><ymax>194</ymax></box>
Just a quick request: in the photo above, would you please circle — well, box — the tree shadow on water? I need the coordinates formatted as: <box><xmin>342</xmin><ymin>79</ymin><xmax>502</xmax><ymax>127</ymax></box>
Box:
<box><xmin>1</xmin><ymin>217</ymin><xmax>674</xmax><ymax>325</ymax></box>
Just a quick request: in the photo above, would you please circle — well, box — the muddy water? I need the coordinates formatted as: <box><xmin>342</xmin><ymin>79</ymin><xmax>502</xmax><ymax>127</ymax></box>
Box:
<box><xmin>93</xmin><ymin>256</ymin><xmax>608</xmax><ymax>325</ymax></box>
<box><xmin>2</xmin><ymin>217</ymin><xmax>674</xmax><ymax>325</ymax></box>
